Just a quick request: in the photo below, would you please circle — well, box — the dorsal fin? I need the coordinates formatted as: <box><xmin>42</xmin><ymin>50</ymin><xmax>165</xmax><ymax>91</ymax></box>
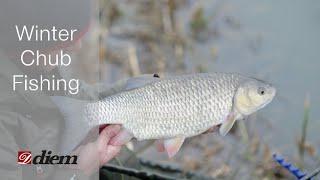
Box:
<box><xmin>125</xmin><ymin>74</ymin><xmax>161</xmax><ymax>91</ymax></box>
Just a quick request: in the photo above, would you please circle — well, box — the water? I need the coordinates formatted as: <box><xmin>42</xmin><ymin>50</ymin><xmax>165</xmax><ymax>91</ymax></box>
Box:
<box><xmin>178</xmin><ymin>0</ymin><xmax>320</xmax><ymax>150</ymax></box>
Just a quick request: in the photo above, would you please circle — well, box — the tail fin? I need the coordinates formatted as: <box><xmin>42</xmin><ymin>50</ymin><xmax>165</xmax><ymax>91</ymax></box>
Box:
<box><xmin>51</xmin><ymin>96</ymin><xmax>93</xmax><ymax>154</ymax></box>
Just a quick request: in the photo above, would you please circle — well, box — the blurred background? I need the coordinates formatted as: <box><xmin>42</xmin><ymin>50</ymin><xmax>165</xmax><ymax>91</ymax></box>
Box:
<box><xmin>80</xmin><ymin>0</ymin><xmax>320</xmax><ymax>179</ymax></box>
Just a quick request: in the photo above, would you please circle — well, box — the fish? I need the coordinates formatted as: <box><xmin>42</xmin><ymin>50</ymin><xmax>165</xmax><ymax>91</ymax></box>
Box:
<box><xmin>52</xmin><ymin>73</ymin><xmax>276</xmax><ymax>157</ymax></box>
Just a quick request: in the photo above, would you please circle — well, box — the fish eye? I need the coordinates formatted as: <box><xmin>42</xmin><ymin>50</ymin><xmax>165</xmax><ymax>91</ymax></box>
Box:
<box><xmin>257</xmin><ymin>87</ymin><xmax>266</xmax><ymax>95</ymax></box>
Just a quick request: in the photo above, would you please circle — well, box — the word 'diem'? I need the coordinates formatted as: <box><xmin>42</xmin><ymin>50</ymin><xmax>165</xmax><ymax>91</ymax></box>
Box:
<box><xmin>17</xmin><ymin>150</ymin><xmax>77</xmax><ymax>165</ymax></box>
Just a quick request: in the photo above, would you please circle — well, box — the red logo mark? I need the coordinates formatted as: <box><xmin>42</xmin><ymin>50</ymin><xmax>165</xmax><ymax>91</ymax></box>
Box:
<box><xmin>17</xmin><ymin>151</ymin><xmax>32</xmax><ymax>165</ymax></box>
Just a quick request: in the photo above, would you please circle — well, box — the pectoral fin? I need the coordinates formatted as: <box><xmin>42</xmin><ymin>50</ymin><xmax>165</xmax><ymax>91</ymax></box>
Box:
<box><xmin>164</xmin><ymin>137</ymin><xmax>185</xmax><ymax>158</ymax></box>
<box><xmin>219</xmin><ymin>113</ymin><xmax>237</xmax><ymax>136</ymax></box>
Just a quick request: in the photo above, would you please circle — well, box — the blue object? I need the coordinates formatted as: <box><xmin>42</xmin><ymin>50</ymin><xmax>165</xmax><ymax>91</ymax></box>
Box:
<box><xmin>272</xmin><ymin>154</ymin><xmax>307</xmax><ymax>179</ymax></box>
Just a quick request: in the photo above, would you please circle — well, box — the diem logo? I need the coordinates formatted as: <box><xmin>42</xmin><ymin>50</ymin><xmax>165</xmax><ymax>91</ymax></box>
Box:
<box><xmin>17</xmin><ymin>150</ymin><xmax>77</xmax><ymax>165</ymax></box>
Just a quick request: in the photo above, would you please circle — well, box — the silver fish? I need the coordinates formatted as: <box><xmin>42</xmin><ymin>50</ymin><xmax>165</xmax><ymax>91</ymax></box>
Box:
<box><xmin>53</xmin><ymin>73</ymin><xmax>276</xmax><ymax>157</ymax></box>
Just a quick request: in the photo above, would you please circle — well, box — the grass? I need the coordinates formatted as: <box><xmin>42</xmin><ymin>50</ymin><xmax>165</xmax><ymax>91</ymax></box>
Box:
<box><xmin>189</xmin><ymin>7</ymin><xmax>208</xmax><ymax>34</ymax></box>
<box><xmin>298</xmin><ymin>94</ymin><xmax>310</xmax><ymax>168</ymax></box>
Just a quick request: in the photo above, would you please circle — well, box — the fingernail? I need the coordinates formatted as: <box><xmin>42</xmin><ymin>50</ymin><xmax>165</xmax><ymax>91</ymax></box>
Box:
<box><xmin>109</xmin><ymin>130</ymin><xmax>133</xmax><ymax>146</ymax></box>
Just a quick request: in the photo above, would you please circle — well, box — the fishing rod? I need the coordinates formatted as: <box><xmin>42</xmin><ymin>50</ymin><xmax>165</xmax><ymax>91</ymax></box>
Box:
<box><xmin>273</xmin><ymin>154</ymin><xmax>320</xmax><ymax>180</ymax></box>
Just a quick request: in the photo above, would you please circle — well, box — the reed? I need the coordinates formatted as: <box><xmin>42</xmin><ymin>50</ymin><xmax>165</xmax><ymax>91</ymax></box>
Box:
<box><xmin>298</xmin><ymin>94</ymin><xmax>310</xmax><ymax>167</ymax></box>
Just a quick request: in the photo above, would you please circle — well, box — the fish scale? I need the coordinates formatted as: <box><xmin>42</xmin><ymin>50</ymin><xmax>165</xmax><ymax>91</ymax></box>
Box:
<box><xmin>85</xmin><ymin>73</ymin><xmax>246</xmax><ymax>140</ymax></box>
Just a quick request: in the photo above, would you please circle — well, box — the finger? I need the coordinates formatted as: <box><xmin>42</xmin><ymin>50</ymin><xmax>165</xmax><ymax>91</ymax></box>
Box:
<box><xmin>109</xmin><ymin>129</ymin><xmax>133</xmax><ymax>146</ymax></box>
<box><xmin>100</xmin><ymin>145</ymin><xmax>121</xmax><ymax>165</ymax></box>
<box><xmin>155</xmin><ymin>139</ymin><xmax>165</xmax><ymax>152</ymax></box>
<box><xmin>99</xmin><ymin>124</ymin><xmax>109</xmax><ymax>134</ymax></box>
<box><xmin>97</xmin><ymin>125</ymin><xmax>121</xmax><ymax>153</ymax></box>
<box><xmin>98</xmin><ymin>124</ymin><xmax>121</xmax><ymax>143</ymax></box>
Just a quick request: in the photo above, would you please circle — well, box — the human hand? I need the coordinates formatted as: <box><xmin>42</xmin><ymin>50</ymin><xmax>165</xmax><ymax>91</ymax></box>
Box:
<box><xmin>71</xmin><ymin>124</ymin><xmax>219</xmax><ymax>174</ymax></box>
<box><xmin>70</xmin><ymin>124</ymin><xmax>133</xmax><ymax>175</ymax></box>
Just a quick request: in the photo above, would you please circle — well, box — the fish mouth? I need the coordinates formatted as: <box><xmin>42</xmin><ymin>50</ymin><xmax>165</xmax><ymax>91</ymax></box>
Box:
<box><xmin>267</xmin><ymin>86</ymin><xmax>277</xmax><ymax>104</ymax></box>
<box><xmin>270</xmin><ymin>87</ymin><xmax>277</xmax><ymax>98</ymax></box>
